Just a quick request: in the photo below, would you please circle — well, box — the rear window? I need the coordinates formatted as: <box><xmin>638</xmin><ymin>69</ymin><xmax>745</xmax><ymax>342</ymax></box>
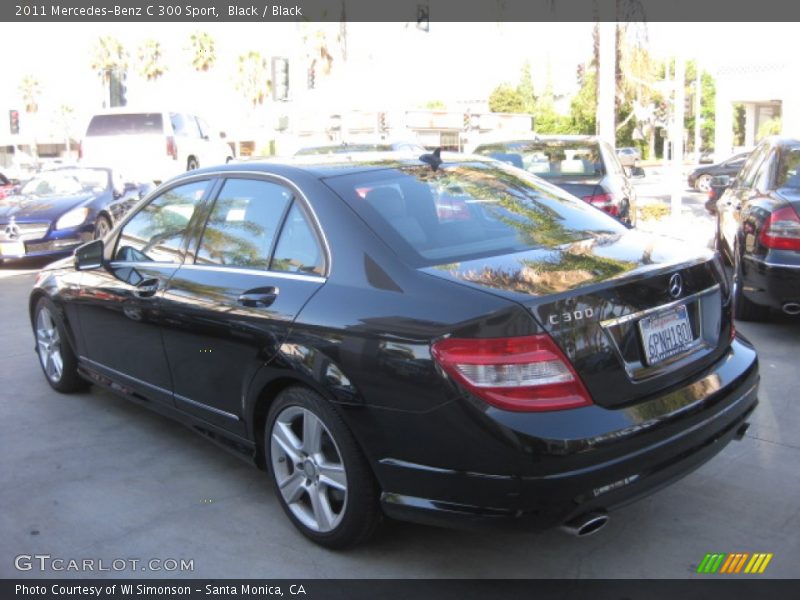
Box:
<box><xmin>475</xmin><ymin>141</ymin><xmax>604</xmax><ymax>179</ymax></box>
<box><xmin>324</xmin><ymin>162</ymin><xmax>624</xmax><ymax>267</ymax></box>
<box><xmin>776</xmin><ymin>147</ymin><xmax>800</xmax><ymax>189</ymax></box>
<box><xmin>86</xmin><ymin>113</ymin><xmax>164</xmax><ymax>136</ymax></box>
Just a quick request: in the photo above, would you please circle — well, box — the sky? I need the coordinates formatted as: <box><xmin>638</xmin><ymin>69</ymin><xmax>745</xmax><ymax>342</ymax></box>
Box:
<box><xmin>0</xmin><ymin>21</ymin><xmax>794</xmax><ymax>140</ymax></box>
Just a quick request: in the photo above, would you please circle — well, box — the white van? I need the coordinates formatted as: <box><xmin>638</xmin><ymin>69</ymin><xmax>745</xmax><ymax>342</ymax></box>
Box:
<box><xmin>80</xmin><ymin>109</ymin><xmax>234</xmax><ymax>183</ymax></box>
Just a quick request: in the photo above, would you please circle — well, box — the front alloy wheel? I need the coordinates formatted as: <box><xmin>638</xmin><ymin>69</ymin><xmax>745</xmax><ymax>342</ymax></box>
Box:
<box><xmin>266</xmin><ymin>386</ymin><xmax>380</xmax><ymax>548</ymax></box>
<box><xmin>36</xmin><ymin>307</ymin><xmax>63</xmax><ymax>383</ymax></box>
<box><xmin>33</xmin><ymin>297</ymin><xmax>87</xmax><ymax>392</ymax></box>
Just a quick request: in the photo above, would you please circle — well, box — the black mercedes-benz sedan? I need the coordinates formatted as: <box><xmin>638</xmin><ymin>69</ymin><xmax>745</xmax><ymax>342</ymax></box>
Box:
<box><xmin>29</xmin><ymin>153</ymin><xmax>759</xmax><ymax>548</ymax></box>
<box><xmin>715</xmin><ymin>137</ymin><xmax>800</xmax><ymax>320</ymax></box>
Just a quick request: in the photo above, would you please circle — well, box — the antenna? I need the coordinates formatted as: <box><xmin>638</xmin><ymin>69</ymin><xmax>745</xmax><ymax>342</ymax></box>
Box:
<box><xmin>419</xmin><ymin>148</ymin><xmax>442</xmax><ymax>171</ymax></box>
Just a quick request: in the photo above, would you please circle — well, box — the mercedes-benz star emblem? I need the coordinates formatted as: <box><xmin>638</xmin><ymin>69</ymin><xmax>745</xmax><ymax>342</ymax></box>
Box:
<box><xmin>668</xmin><ymin>273</ymin><xmax>683</xmax><ymax>299</ymax></box>
<box><xmin>4</xmin><ymin>219</ymin><xmax>20</xmax><ymax>240</ymax></box>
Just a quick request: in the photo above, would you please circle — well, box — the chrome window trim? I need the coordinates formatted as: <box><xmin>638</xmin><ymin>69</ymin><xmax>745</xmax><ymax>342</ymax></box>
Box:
<box><xmin>177</xmin><ymin>263</ymin><xmax>326</xmax><ymax>283</ymax></box>
<box><xmin>174</xmin><ymin>393</ymin><xmax>240</xmax><ymax>421</ymax></box>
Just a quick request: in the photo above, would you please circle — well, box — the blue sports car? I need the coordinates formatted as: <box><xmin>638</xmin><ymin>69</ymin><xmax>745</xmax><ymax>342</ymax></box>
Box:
<box><xmin>0</xmin><ymin>167</ymin><xmax>147</xmax><ymax>262</ymax></box>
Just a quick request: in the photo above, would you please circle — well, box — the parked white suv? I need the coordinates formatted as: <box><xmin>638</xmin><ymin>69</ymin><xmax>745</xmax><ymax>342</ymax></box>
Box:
<box><xmin>80</xmin><ymin>109</ymin><xmax>234</xmax><ymax>183</ymax></box>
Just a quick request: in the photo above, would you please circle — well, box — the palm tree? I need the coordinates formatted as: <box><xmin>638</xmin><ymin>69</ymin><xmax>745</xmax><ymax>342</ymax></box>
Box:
<box><xmin>235</xmin><ymin>51</ymin><xmax>271</xmax><ymax>110</ymax></box>
<box><xmin>89</xmin><ymin>36</ymin><xmax>128</xmax><ymax>107</ymax></box>
<box><xmin>189</xmin><ymin>31</ymin><xmax>216</xmax><ymax>72</ymax></box>
<box><xmin>19</xmin><ymin>75</ymin><xmax>41</xmax><ymax>114</ymax></box>
<box><xmin>137</xmin><ymin>39</ymin><xmax>166</xmax><ymax>81</ymax></box>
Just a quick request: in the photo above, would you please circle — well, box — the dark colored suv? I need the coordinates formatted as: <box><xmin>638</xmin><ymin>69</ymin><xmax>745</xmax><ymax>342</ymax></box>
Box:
<box><xmin>31</xmin><ymin>153</ymin><xmax>758</xmax><ymax>548</ymax></box>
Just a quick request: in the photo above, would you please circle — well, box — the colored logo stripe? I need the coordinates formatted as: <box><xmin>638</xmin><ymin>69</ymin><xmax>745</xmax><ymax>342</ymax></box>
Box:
<box><xmin>697</xmin><ymin>553</ymin><xmax>773</xmax><ymax>574</ymax></box>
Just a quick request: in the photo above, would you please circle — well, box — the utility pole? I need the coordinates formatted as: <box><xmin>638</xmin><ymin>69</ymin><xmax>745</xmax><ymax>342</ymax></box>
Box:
<box><xmin>694</xmin><ymin>64</ymin><xmax>702</xmax><ymax>162</ymax></box>
<box><xmin>597</xmin><ymin>18</ymin><xmax>616</xmax><ymax>148</ymax></box>
<box><xmin>671</xmin><ymin>54</ymin><xmax>686</xmax><ymax>218</ymax></box>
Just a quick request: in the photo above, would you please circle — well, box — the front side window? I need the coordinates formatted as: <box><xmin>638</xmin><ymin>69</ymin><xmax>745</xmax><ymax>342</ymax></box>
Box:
<box><xmin>195</xmin><ymin>179</ymin><xmax>293</xmax><ymax>268</ymax></box>
<box><xmin>115</xmin><ymin>180</ymin><xmax>210</xmax><ymax>263</ymax></box>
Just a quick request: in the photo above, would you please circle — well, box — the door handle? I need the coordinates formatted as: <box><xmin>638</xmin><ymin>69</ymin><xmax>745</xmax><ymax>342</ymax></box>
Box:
<box><xmin>134</xmin><ymin>278</ymin><xmax>160</xmax><ymax>298</ymax></box>
<box><xmin>238</xmin><ymin>287</ymin><xmax>279</xmax><ymax>308</ymax></box>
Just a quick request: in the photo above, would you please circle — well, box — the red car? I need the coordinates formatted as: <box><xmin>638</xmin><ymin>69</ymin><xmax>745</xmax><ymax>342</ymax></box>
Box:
<box><xmin>0</xmin><ymin>173</ymin><xmax>16</xmax><ymax>200</ymax></box>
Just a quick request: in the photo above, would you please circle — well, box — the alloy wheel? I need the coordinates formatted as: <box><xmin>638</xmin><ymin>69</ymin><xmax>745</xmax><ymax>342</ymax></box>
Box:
<box><xmin>270</xmin><ymin>406</ymin><xmax>348</xmax><ymax>533</ymax></box>
<box><xmin>36</xmin><ymin>307</ymin><xmax>63</xmax><ymax>383</ymax></box>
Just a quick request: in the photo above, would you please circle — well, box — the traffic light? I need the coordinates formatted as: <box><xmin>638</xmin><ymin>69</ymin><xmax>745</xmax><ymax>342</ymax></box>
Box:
<box><xmin>272</xmin><ymin>57</ymin><xmax>289</xmax><ymax>101</ymax></box>
<box><xmin>378</xmin><ymin>112</ymin><xmax>387</xmax><ymax>131</ymax></box>
<box><xmin>307</xmin><ymin>65</ymin><xmax>316</xmax><ymax>90</ymax></box>
<box><xmin>9</xmin><ymin>109</ymin><xmax>19</xmax><ymax>135</ymax></box>
<box><xmin>416</xmin><ymin>3</ymin><xmax>429</xmax><ymax>32</ymax></box>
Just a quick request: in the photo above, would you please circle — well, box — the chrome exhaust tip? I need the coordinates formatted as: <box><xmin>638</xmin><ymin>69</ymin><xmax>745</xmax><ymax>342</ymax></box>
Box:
<box><xmin>782</xmin><ymin>302</ymin><xmax>800</xmax><ymax>316</ymax></box>
<box><xmin>561</xmin><ymin>511</ymin><xmax>609</xmax><ymax>537</ymax></box>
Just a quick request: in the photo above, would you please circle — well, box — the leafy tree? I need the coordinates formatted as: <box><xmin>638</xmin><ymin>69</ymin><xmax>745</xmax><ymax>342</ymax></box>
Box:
<box><xmin>422</xmin><ymin>100</ymin><xmax>446</xmax><ymax>110</ymax></box>
<box><xmin>90</xmin><ymin>36</ymin><xmax>127</xmax><ymax>88</ymax></box>
<box><xmin>570</xmin><ymin>70</ymin><xmax>597</xmax><ymax>134</ymax></box>
<box><xmin>757</xmin><ymin>117</ymin><xmax>781</xmax><ymax>141</ymax></box>
<box><xmin>488</xmin><ymin>83</ymin><xmax>525</xmax><ymax>113</ymax></box>
<box><xmin>137</xmin><ymin>39</ymin><xmax>166</xmax><ymax>81</ymax></box>
<box><xmin>516</xmin><ymin>61</ymin><xmax>536</xmax><ymax>113</ymax></box>
<box><xmin>235</xmin><ymin>51</ymin><xmax>271</xmax><ymax>109</ymax></box>
<box><xmin>189</xmin><ymin>31</ymin><xmax>216</xmax><ymax>71</ymax></box>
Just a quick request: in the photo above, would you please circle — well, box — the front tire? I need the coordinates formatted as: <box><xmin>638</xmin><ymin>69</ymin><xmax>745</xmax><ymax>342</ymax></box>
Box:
<box><xmin>34</xmin><ymin>297</ymin><xmax>88</xmax><ymax>393</ymax></box>
<box><xmin>187</xmin><ymin>157</ymin><xmax>199</xmax><ymax>171</ymax></box>
<box><xmin>266</xmin><ymin>386</ymin><xmax>380</xmax><ymax>548</ymax></box>
<box><xmin>94</xmin><ymin>214</ymin><xmax>112</xmax><ymax>240</ymax></box>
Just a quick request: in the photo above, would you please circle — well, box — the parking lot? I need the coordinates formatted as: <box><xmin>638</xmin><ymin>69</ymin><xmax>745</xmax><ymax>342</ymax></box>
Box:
<box><xmin>1</xmin><ymin>179</ymin><xmax>798</xmax><ymax>578</ymax></box>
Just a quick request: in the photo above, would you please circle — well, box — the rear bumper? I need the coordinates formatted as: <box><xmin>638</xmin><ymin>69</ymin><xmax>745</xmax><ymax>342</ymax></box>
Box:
<box><xmin>742</xmin><ymin>256</ymin><xmax>800</xmax><ymax>310</ymax></box>
<box><xmin>379</xmin><ymin>338</ymin><xmax>759</xmax><ymax>531</ymax></box>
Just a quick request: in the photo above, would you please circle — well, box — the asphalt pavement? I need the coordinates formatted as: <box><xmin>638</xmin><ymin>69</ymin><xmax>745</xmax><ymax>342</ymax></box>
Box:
<box><xmin>1</xmin><ymin>175</ymin><xmax>798</xmax><ymax>579</ymax></box>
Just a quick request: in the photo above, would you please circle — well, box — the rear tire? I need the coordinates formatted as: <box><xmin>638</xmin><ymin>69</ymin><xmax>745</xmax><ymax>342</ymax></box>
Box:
<box><xmin>695</xmin><ymin>174</ymin><xmax>713</xmax><ymax>192</ymax></box>
<box><xmin>266</xmin><ymin>386</ymin><xmax>381</xmax><ymax>548</ymax></box>
<box><xmin>33</xmin><ymin>297</ymin><xmax>88</xmax><ymax>393</ymax></box>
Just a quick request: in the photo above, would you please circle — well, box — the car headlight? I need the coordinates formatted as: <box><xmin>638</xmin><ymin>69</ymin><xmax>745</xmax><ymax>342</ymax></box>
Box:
<box><xmin>55</xmin><ymin>207</ymin><xmax>90</xmax><ymax>230</ymax></box>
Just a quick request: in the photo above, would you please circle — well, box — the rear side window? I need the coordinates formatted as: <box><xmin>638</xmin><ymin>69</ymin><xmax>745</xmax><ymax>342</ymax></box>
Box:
<box><xmin>325</xmin><ymin>162</ymin><xmax>625</xmax><ymax>267</ymax></box>
<box><xmin>115</xmin><ymin>180</ymin><xmax>210</xmax><ymax>263</ymax></box>
<box><xmin>86</xmin><ymin>113</ymin><xmax>163</xmax><ymax>136</ymax></box>
<box><xmin>776</xmin><ymin>147</ymin><xmax>800</xmax><ymax>189</ymax></box>
<box><xmin>271</xmin><ymin>204</ymin><xmax>324</xmax><ymax>276</ymax></box>
<box><xmin>195</xmin><ymin>179</ymin><xmax>293</xmax><ymax>269</ymax></box>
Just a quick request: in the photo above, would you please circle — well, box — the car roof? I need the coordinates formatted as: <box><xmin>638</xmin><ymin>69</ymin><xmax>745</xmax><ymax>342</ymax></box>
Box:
<box><xmin>181</xmin><ymin>151</ymin><xmax>495</xmax><ymax>180</ymax></box>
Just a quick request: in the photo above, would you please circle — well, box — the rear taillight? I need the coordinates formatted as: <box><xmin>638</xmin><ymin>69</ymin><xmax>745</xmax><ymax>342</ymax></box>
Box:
<box><xmin>582</xmin><ymin>193</ymin><xmax>619</xmax><ymax>216</ymax></box>
<box><xmin>758</xmin><ymin>206</ymin><xmax>800</xmax><ymax>251</ymax></box>
<box><xmin>166</xmin><ymin>136</ymin><xmax>178</xmax><ymax>160</ymax></box>
<box><xmin>431</xmin><ymin>335</ymin><xmax>593</xmax><ymax>412</ymax></box>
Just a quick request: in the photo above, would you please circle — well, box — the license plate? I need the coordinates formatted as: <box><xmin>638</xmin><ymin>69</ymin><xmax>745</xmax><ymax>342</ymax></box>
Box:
<box><xmin>0</xmin><ymin>241</ymin><xmax>25</xmax><ymax>257</ymax></box>
<box><xmin>638</xmin><ymin>304</ymin><xmax>694</xmax><ymax>366</ymax></box>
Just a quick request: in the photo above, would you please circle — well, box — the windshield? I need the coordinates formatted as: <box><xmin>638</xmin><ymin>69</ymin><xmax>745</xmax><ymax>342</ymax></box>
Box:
<box><xmin>324</xmin><ymin>162</ymin><xmax>625</xmax><ymax>267</ymax></box>
<box><xmin>776</xmin><ymin>146</ymin><xmax>800</xmax><ymax>189</ymax></box>
<box><xmin>20</xmin><ymin>169</ymin><xmax>109</xmax><ymax>197</ymax></box>
<box><xmin>475</xmin><ymin>141</ymin><xmax>604</xmax><ymax>179</ymax></box>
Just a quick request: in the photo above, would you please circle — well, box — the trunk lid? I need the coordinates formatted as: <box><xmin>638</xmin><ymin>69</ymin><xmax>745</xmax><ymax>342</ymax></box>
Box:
<box><xmin>422</xmin><ymin>230</ymin><xmax>733</xmax><ymax>409</ymax></box>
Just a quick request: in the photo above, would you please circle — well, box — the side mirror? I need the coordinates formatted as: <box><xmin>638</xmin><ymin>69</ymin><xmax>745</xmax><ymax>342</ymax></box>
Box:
<box><xmin>74</xmin><ymin>239</ymin><xmax>104</xmax><ymax>271</ymax></box>
<box><xmin>710</xmin><ymin>175</ymin><xmax>732</xmax><ymax>188</ymax></box>
<box><xmin>628</xmin><ymin>166</ymin><xmax>645</xmax><ymax>179</ymax></box>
